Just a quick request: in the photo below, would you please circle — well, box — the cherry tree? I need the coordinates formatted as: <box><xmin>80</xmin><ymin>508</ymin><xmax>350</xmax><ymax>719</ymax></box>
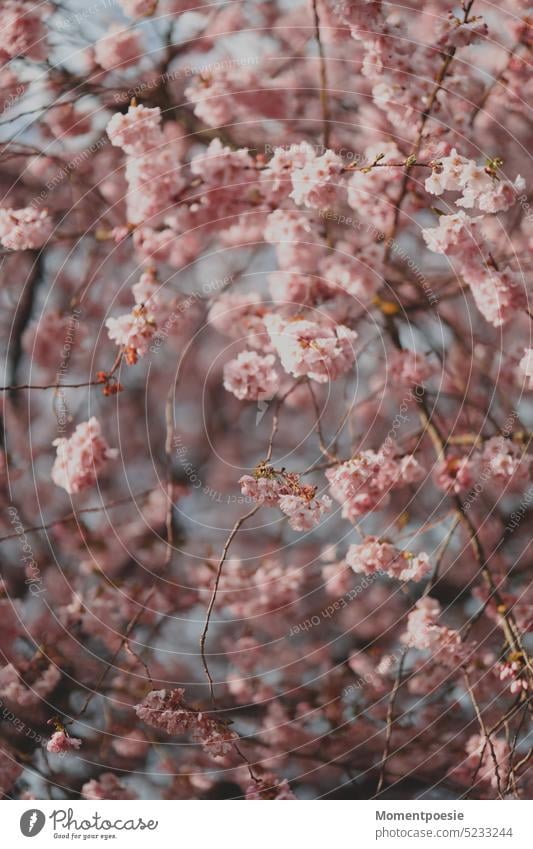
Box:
<box><xmin>0</xmin><ymin>0</ymin><xmax>531</xmax><ymax>800</ymax></box>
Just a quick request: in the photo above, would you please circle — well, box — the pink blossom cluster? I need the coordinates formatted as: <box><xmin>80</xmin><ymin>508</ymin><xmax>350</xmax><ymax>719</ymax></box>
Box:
<box><xmin>94</xmin><ymin>26</ymin><xmax>143</xmax><ymax>71</ymax></box>
<box><xmin>208</xmin><ymin>292</ymin><xmax>268</xmax><ymax>349</ymax></box>
<box><xmin>246</xmin><ymin>775</ymin><xmax>296</xmax><ymax>800</ymax></box>
<box><xmin>2</xmin><ymin>0</ymin><xmax>532</xmax><ymax>804</ymax></box>
<box><xmin>264</xmin><ymin>209</ymin><xmax>326</xmax><ymax>273</ymax></box>
<box><xmin>189</xmin><ymin>138</ymin><xmax>260</xmax><ymax>223</ymax></box>
<box><xmin>423</xmin><ymin>211</ymin><xmax>526</xmax><ymax>327</ymax></box>
<box><xmin>499</xmin><ymin>656</ymin><xmax>529</xmax><ymax>695</ymax></box>
<box><xmin>135</xmin><ymin>689</ymin><xmax>238</xmax><ymax>759</ymax></box>
<box><xmin>107</xmin><ymin>104</ymin><xmax>185</xmax><ymax>224</ymax></box>
<box><xmin>462</xmin><ymin>735</ymin><xmax>510</xmax><ymax>791</ymax></box>
<box><xmin>199</xmin><ymin>557</ymin><xmax>302</xmax><ymax>618</ymax></box>
<box><xmin>51</xmin><ymin>418</ymin><xmax>118</xmax><ymax>494</ymax></box>
<box><xmin>346</xmin><ymin>537</ymin><xmax>431</xmax><ymax>583</ymax></box>
<box><xmin>425</xmin><ymin>149</ymin><xmax>524</xmax><ymax>213</ymax></box>
<box><xmin>326</xmin><ymin>449</ymin><xmax>424</xmax><ymax>521</ymax></box>
<box><xmin>223</xmin><ymin>351</ymin><xmax>280</xmax><ymax>401</ymax></box>
<box><xmin>519</xmin><ymin>349</ymin><xmax>533</xmax><ymax>389</ymax></box>
<box><xmin>264</xmin><ymin>315</ymin><xmax>357</xmax><ymax>383</ymax></box>
<box><xmin>0</xmin><ymin>1</ymin><xmax>47</xmax><ymax>61</ymax></box>
<box><xmin>403</xmin><ymin>597</ymin><xmax>466</xmax><ymax>670</ymax></box>
<box><xmin>0</xmin><ymin>207</ymin><xmax>52</xmax><ymax>251</ymax></box>
<box><xmin>240</xmin><ymin>465</ymin><xmax>332</xmax><ymax>531</ymax></box>
<box><xmin>0</xmin><ymin>662</ymin><xmax>60</xmax><ymax>707</ymax></box>
<box><xmin>185</xmin><ymin>65</ymin><xmax>292</xmax><ymax>129</ymax></box>
<box><xmin>435</xmin><ymin>437</ymin><xmax>531</xmax><ymax>494</ymax></box>
<box><xmin>346</xmin><ymin>143</ymin><xmax>406</xmax><ymax>231</ymax></box>
<box><xmin>285</xmin><ymin>142</ymin><xmax>344</xmax><ymax>209</ymax></box>
<box><xmin>47</xmin><ymin>730</ymin><xmax>82</xmax><ymax>754</ymax></box>
<box><xmin>82</xmin><ymin>772</ymin><xmax>136</xmax><ymax>800</ymax></box>
<box><xmin>106</xmin><ymin>267</ymin><xmax>178</xmax><ymax>363</ymax></box>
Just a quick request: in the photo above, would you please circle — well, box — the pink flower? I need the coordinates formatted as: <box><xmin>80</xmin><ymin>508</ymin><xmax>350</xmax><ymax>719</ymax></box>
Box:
<box><xmin>246</xmin><ymin>775</ymin><xmax>296</xmax><ymax>799</ymax></box>
<box><xmin>0</xmin><ymin>662</ymin><xmax>60</xmax><ymax>706</ymax></box>
<box><xmin>1</xmin><ymin>1</ymin><xmax>47</xmax><ymax>61</ymax></box>
<box><xmin>45</xmin><ymin>104</ymin><xmax>91</xmax><ymax>139</ymax></box>
<box><xmin>0</xmin><ymin>207</ymin><xmax>53</xmax><ymax>250</ymax></box>
<box><xmin>208</xmin><ymin>293</ymin><xmax>267</xmax><ymax>348</ymax></box>
<box><xmin>278</xmin><ymin>492</ymin><xmax>332</xmax><ymax>531</ymax></box>
<box><xmin>264</xmin><ymin>315</ymin><xmax>357</xmax><ymax>383</ymax></box>
<box><xmin>403</xmin><ymin>597</ymin><xmax>442</xmax><ymax>650</ymax></box>
<box><xmin>434</xmin><ymin>456</ymin><xmax>475</xmax><ymax>493</ymax></box>
<box><xmin>47</xmin><ymin>731</ymin><xmax>82</xmax><ymax>754</ymax></box>
<box><xmin>425</xmin><ymin>149</ymin><xmax>524</xmax><ymax>213</ymax></box>
<box><xmin>289</xmin><ymin>145</ymin><xmax>344</xmax><ymax>209</ymax></box>
<box><xmin>82</xmin><ymin>772</ymin><xmax>136</xmax><ymax>800</ymax></box>
<box><xmin>239</xmin><ymin>473</ymin><xmax>285</xmax><ymax>506</ymax></box>
<box><xmin>223</xmin><ymin>351</ymin><xmax>280</xmax><ymax>401</ymax></box>
<box><xmin>22</xmin><ymin>310</ymin><xmax>86</xmax><ymax>370</ymax></box>
<box><xmin>135</xmin><ymin>689</ymin><xmax>238</xmax><ymax>759</ymax></box>
<box><xmin>346</xmin><ymin>537</ymin><xmax>431</xmax><ymax>582</ymax></box>
<box><xmin>403</xmin><ymin>597</ymin><xmax>466</xmax><ymax>668</ymax></box>
<box><xmin>107</xmin><ymin>104</ymin><xmax>163</xmax><ymax>156</ymax></box>
<box><xmin>186</xmin><ymin>67</ymin><xmax>291</xmax><ymax>129</ymax></box>
<box><xmin>482</xmin><ymin>436</ymin><xmax>530</xmax><ymax>482</ymax></box>
<box><xmin>112</xmin><ymin>730</ymin><xmax>149</xmax><ymax>758</ymax></box>
<box><xmin>124</xmin><ymin>145</ymin><xmax>185</xmax><ymax>224</ymax></box>
<box><xmin>326</xmin><ymin>449</ymin><xmax>423</xmax><ymax>521</ymax></box>
<box><xmin>52</xmin><ymin>418</ymin><xmax>118</xmax><ymax>494</ymax></box>
<box><xmin>320</xmin><ymin>243</ymin><xmax>383</xmax><ymax>302</ymax></box>
<box><xmin>464</xmin><ymin>735</ymin><xmax>509</xmax><ymax>790</ymax></box>
<box><xmin>239</xmin><ymin>466</ymin><xmax>331</xmax><ymax>530</ymax></box>
<box><xmin>94</xmin><ymin>25</ymin><xmax>142</xmax><ymax>71</ymax></box>
<box><xmin>133</xmin><ymin>227</ymin><xmax>200</xmax><ymax>268</ymax></box>
<box><xmin>106</xmin><ymin>268</ymin><xmax>179</xmax><ymax>362</ymax></box>
<box><xmin>464</xmin><ymin>265</ymin><xmax>526</xmax><ymax>328</ymax></box>
<box><xmin>519</xmin><ymin>349</ymin><xmax>533</xmax><ymax>389</ymax></box>
<box><xmin>264</xmin><ymin>209</ymin><xmax>326</xmax><ymax>272</ymax></box>
<box><xmin>499</xmin><ymin>659</ymin><xmax>529</xmax><ymax>694</ymax></box>
<box><xmin>201</xmin><ymin>557</ymin><xmax>301</xmax><ymax>618</ymax></box>
<box><xmin>105</xmin><ymin>311</ymin><xmax>157</xmax><ymax>362</ymax></box>
<box><xmin>422</xmin><ymin>210</ymin><xmax>481</xmax><ymax>257</ymax></box>
<box><xmin>388</xmin><ymin>350</ymin><xmax>433</xmax><ymax>386</ymax></box>
<box><xmin>117</xmin><ymin>0</ymin><xmax>157</xmax><ymax>17</ymax></box>
<box><xmin>423</xmin><ymin>213</ymin><xmax>526</xmax><ymax>326</ymax></box>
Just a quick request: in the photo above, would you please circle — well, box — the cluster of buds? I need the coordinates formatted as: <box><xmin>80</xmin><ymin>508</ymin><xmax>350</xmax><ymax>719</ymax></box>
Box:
<box><xmin>96</xmin><ymin>370</ymin><xmax>124</xmax><ymax>396</ymax></box>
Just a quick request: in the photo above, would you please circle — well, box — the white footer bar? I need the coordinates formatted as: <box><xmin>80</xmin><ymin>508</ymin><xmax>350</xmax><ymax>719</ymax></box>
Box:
<box><xmin>3</xmin><ymin>799</ymin><xmax>531</xmax><ymax>848</ymax></box>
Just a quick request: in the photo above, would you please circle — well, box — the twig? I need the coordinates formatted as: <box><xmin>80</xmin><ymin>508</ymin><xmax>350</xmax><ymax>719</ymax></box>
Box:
<box><xmin>199</xmin><ymin>504</ymin><xmax>260</xmax><ymax>704</ymax></box>
<box><xmin>0</xmin><ymin>489</ymin><xmax>154</xmax><ymax>544</ymax></box>
<box><xmin>77</xmin><ymin>586</ymin><xmax>156</xmax><ymax>718</ymax></box>
<box><xmin>311</xmin><ymin>0</ymin><xmax>331</xmax><ymax>149</ymax></box>
<box><xmin>374</xmin><ymin>648</ymin><xmax>408</xmax><ymax>796</ymax></box>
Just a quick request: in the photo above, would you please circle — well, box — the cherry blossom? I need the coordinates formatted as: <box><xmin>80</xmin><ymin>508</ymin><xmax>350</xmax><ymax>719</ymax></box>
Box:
<box><xmin>223</xmin><ymin>351</ymin><xmax>280</xmax><ymax>401</ymax></box>
<box><xmin>346</xmin><ymin>537</ymin><xmax>431</xmax><ymax>583</ymax></box>
<box><xmin>52</xmin><ymin>418</ymin><xmax>118</xmax><ymax>494</ymax></box>
<box><xmin>135</xmin><ymin>689</ymin><xmax>238</xmax><ymax>759</ymax></box>
<box><xmin>0</xmin><ymin>0</ymin><xmax>531</xmax><ymax>805</ymax></box>
<box><xmin>240</xmin><ymin>465</ymin><xmax>331</xmax><ymax>531</ymax></box>
<box><xmin>0</xmin><ymin>207</ymin><xmax>53</xmax><ymax>250</ymax></box>
<box><xmin>326</xmin><ymin>449</ymin><xmax>424</xmax><ymax>521</ymax></box>
<box><xmin>264</xmin><ymin>315</ymin><xmax>357</xmax><ymax>383</ymax></box>
<box><xmin>519</xmin><ymin>349</ymin><xmax>533</xmax><ymax>389</ymax></box>
<box><xmin>46</xmin><ymin>731</ymin><xmax>82</xmax><ymax>754</ymax></box>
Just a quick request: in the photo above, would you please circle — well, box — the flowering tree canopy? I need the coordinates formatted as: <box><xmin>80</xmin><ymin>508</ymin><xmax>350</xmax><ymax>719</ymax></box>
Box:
<box><xmin>0</xmin><ymin>0</ymin><xmax>531</xmax><ymax>801</ymax></box>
